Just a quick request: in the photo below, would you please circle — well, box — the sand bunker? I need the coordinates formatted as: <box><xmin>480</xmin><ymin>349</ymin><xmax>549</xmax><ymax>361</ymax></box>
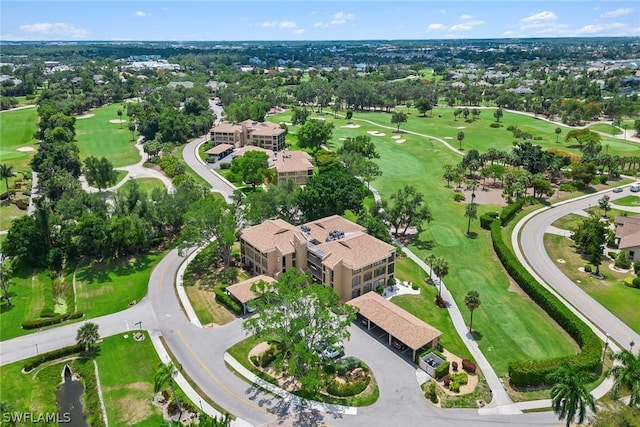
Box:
<box><xmin>339</xmin><ymin>137</ymin><xmax>347</xmax><ymax>140</ymax></box>
<box><xmin>16</xmin><ymin>146</ymin><xmax>35</xmax><ymax>152</ymax></box>
<box><xmin>456</xmin><ymin>126</ymin><xmax>466</xmax><ymax>129</ymax></box>
<box><xmin>391</xmin><ymin>135</ymin><xmax>402</xmax><ymax>140</ymax></box>
<box><xmin>367</xmin><ymin>131</ymin><xmax>386</xmax><ymax>137</ymax></box>
<box><xmin>281</xmin><ymin>122</ymin><xmax>293</xmax><ymax>126</ymax></box>
<box><xmin>77</xmin><ymin>113</ymin><xmax>95</xmax><ymax>119</ymax></box>
<box><xmin>341</xmin><ymin>124</ymin><xmax>361</xmax><ymax>129</ymax></box>
<box><xmin>109</xmin><ymin>119</ymin><xmax>127</xmax><ymax>124</ymax></box>
<box><xmin>444</xmin><ymin>137</ymin><xmax>453</xmax><ymax>140</ymax></box>
<box><xmin>396</xmin><ymin>139</ymin><xmax>406</xmax><ymax>144</ymax></box>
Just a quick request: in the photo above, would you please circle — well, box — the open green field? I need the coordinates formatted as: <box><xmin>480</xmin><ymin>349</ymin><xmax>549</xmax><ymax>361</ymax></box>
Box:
<box><xmin>268</xmin><ymin>110</ymin><xmax>581</xmax><ymax>377</ymax></box>
<box><xmin>551</xmin><ymin>213</ymin><xmax>586</xmax><ymax>232</ymax></box>
<box><xmin>118</xmin><ymin>177</ymin><xmax>167</xmax><ymax>196</ymax></box>
<box><xmin>0</xmin><ymin>106</ymin><xmax>38</xmax><ymax>171</ymax></box>
<box><xmin>589</xmin><ymin>123</ymin><xmax>621</xmax><ymax>136</ymax></box>
<box><xmin>75</xmin><ymin>104</ymin><xmax>141</xmax><ymax>167</ymax></box>
<box><xmin>544</xmin><ymin>234</ymin><xmax>640</xmax><ymax>333</ymax></box>
<box><xmin>611</xmin><ymin>195</ymin><xmax>640</xmax><ymax>207</ymax></box>
<box><xmin>97</xmin><ymin>332</ymin><xmax>165</xmax><ymax>426</ymax></box>
<box><xmin>75</xmin><ymin>252</ymin><xmax>165</xmax><ymax>319</ymax></box>
<box><xmin>0</xmin><ymin>202</ymin><xmax>24</xmax><ymax>231</ymax></box>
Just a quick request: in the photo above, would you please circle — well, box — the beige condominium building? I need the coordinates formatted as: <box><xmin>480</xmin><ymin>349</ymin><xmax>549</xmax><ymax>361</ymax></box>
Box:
<box><xmin>239</xmin><ymin>215</ymin><xmax>396</xmax><ymax>302</ymax></box>
<box><xmin>210</xmin><ymin>119</ymin><xmax>286</xmax><ymax>152</ymax></box>
<box><xmin>271</xmin><ymin>150</ymin><xmax>314</xmax><ymax>185</ymax></box>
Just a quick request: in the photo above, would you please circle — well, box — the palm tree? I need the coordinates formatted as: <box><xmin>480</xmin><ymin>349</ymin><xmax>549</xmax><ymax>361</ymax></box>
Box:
<box><xmin>0</xmin><ymin>164</ymin><xmax>14</xmax><ymax>200</ymax></box>
<box><xmin>465</xmin><ymin>202</ymin><xmax>478</xmax><ymax>235</ymax></box>
<box><xmin>457</xmin><ymin>131</ymin><xmax>465</xmax><ymax>150</ymax></box>
<box><xmin>432</xmin><ymin>258</ymin><xmax>449</xmax><ymax>297</ymax></box>
<box><xmin>555</xmin><ymin>127</ymin><xmax>562</xmax><ymax>143</ymax></box>
<box><xmin>155</xmin><ymin>361</ymin><xmax>182</xmax><ymax>418</ymax></box>
<box><xmin>128</xmin><ymin>122</ymin><xmax>137</xmax><ymax>142</ymax></box>
<box><xmin>464</xmin><ymin>290</ymin><xmax>481</xmax><ymax>332</ymax></box>
<box><xmin>117</xmin><ymin>108</ymin><xmax>123</xmax><ymax>128</ymax></box>
<box><xmin>548</xmin><ymin>362</ymin><xmax>596</xmax><ymax>427</ymax></box>
<box><xmin>425</xmin><ymin>254</ymin><xmax>437</xmax><ymax>283</ymax></box>
<box><xmin>608</xmin><ymin>349</ymin><xmax>640</xmax><ymax>407</ymax></box>
<box><xmin>76</xmin><ymin>322</ymin><xmax>100</xmax><ymax>351</ymax></box>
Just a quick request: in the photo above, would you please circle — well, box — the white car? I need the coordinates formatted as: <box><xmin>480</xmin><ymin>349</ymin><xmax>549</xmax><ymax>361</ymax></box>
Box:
<box><xmin>631</xmin><ymin>183</ymin><xmax>640</xmax><ymax>192</ymax></box>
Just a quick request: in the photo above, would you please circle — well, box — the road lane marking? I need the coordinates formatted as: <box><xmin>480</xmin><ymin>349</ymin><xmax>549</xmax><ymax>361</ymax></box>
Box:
<box><xmin>175</xmin><ymin>329</ymin><xmax>271</xmax><ymax>415</ymax></box>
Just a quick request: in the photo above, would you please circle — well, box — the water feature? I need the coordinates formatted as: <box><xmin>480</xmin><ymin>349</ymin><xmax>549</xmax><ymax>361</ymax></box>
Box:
<box><xmin>56</xmin><ymin>365</ymin><xmax>89</xmax><ymax>427</ymax></box>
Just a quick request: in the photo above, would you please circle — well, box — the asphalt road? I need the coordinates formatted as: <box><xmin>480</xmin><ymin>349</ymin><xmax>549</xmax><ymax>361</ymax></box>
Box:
<box><xmin>516</xmin><ymin>185</ymin><xmax>640</xmax><ymax>353</ymax></box>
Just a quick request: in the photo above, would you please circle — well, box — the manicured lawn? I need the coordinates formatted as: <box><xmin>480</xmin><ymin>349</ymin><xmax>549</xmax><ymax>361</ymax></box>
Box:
<box><xmin>184</xmin><ymin>284</ymin><xmax>235</xmax><ymax>326</ymax></box>
<box><xmin>611</xmin><ymin>195</ymin><xmax>640</xmax><ymax>207</ymax></box>
<box><xmin>0</xmin><ymin>201</ymin><xmax>25</xmax><ymax>231</ymax></box>
<box><xmin>0</xmin><ymin>266</ymin><xmax>53</xmax><ymax>340</ymax></box>
<box><xmin>544</xmin><ymin>234</ymin><xmax>640</xmax><ymax>333</ymax></box>
<box><xmin>74</xmin><ymin>252</ymin><xmax>165</xmax><ymax>319</ymax></box>
<box><xmin>268</xmin><ymin>110</ymin><xmax>580</xmax><ymax>378</ymax></box>
<box><xmin>118</xmin><ymin>178</ymin><xmax>167</xmax><ymax>196</ymax></box>
<box><xmin>551</xmin><ymin>213</ymin><xmax>586</xmax><ymax>232</ymax></box>
<box><xmin>0</xmin><ymin>106</ymin><xmax>38</xmax><ymax>171</ymax></box>
<box><xmin>75</xmin><ymin>104</ymin><xmax>141</xmax><ymax>167</ymax></box>
<box><xmin>174</xmin><ymin>145</ymin><xmax>212</xmax><ymax>188</ymax></box>
<box><xmin>391</xmin><ymin>257</ymin><xmax>471</xmax><ymax>360</ymax></box>
<box><xmin>97</xmin><ymin>332</ymin><xmax>165</xmax><ymax>426</ymax></box>
<box><xmin>589</xmin><ymin>123</ymin><xmax>621</xmax><ymax>135</ymax></box>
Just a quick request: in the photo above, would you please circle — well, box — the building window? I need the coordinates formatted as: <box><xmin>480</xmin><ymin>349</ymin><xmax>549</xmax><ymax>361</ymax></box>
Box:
<box><xmin>374</xmin><ymin>266</ymin><xmax>386</xmax><ymax>278</ymax></box>
<box><xmin>351</xmin><ymin>288</ymin><xmax>361</xmax><ymax>299</ymax></box>
<box><xmin>352</xmin><ymin>276</ymin><xmax>361</xmax><ymax>287</ymax></box>
<box><xmin>364</xmin><ymin>271</ymin><xmax>372</xmax><ymax>282</ymax></box>
<box><xmin>387</xmin><ymin>263</ymin><xmax>395</xmax><ymax>274</ymax></box>
<box><xmin>363</xmin><ymin>284</ymin><xmax>372</xmax><ymax>293</ymax></box>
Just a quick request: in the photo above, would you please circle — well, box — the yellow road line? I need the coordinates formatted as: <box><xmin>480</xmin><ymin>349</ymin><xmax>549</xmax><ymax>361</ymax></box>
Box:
<box><xmin>175</xmin><ymin>329</ymin><xmax>270</xmax><ymax>415</ymax></box>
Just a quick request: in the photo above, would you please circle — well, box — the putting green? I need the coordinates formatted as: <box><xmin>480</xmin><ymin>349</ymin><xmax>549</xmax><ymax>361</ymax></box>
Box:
<box><xmin>429</xmin><ymin>223</ymin><xmax>461</xmax><ymax>247</ymax></box>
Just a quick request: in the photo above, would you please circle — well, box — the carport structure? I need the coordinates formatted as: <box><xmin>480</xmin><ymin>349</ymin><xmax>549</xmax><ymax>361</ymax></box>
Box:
<box><xmin>347</xmin><ymin>292</ymin><xmax>442</xmax><ymax>362</ymax></box>
<box><xmin>226</xmin><ymin>275</ymin><xmax>276</xmax><ymax>314</ymax></box>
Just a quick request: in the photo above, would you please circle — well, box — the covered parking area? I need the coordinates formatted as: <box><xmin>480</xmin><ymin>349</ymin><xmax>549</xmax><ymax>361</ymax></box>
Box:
<box><xmin>347</xmin><ymin>292</ymin><xmax>442</xmax><ymax>363</ymax></box>
<box><xmin>226</xmin><ymin>275</ymin><xmax>275</xmax><ymax>315</ymax></box>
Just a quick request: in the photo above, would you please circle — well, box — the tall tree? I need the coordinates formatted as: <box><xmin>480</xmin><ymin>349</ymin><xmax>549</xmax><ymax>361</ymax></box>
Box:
<box><xmin>128</xmin><ymin>121</ymin><xmax>137</xmax><ymax>141</ymax></box>
<box><xmin>391</xmin><ymin>111</ymin><xmax>408</xmax><ymax>132</ymax></box>
<box><xmin>432</xmin><ymin>257</ymin><xmax>449</xmax><ymax>297</ymax></box>
<box><xmin>297</xmin><ymin>119</ymin><xmax>334</xmax><ymax>153</ymax></box>
<box><xmin>598</xmin><ymin>195</ymin><xmax>611</xmax><ymax>217</ymax></box>
<box><xmin>0</xmin><ymin>256</ymin><xmax>13</xmax><ymax>307</ymax></box>
<box><xmin>244</xmin><ymin>270</ymin><xmax>356</xmax><ymax>393</ymax></box>
<box><xmin>83</xmin><ymin>156</ymin><xmax>118</xmax><ymax>192</ymax></box>
<box><xmin>464</xmin><ymin>202</ymin><xmax>478</xmax><ymax>235</ymax></box>
<box><xmin>548</xmin><ymin>362</ymin><xmax>597</xmax><ymax>427</ymax></box>
<box><xmin>76</xmin><ymin>322</ymin><xmax>100</xmax><ymax>352</ymax></box>
<box><xmin>493</xmin><ymin>108</ymin><xmax>503</xmax><ymax>123</ymax></box>
<box><xmin>154</xmin><ymin>362</ymin><xmax>182</xmax><ymax>418</ymax></box>
<box><xmin>0</xmin><ymin>164</ymin><xmax>14</xmax><ymax>200</ymax></box>
<box><xmin>229</xmin><ymin>151</ymin><xmax>269</xmax><ymax>188</ymax></box>
<box><xmin>387</xmin><ymin>185</ymin><xmax>433</xmax><ymax>235</ymax></box>
<box><xmin>298</xmin><ymin>168</ymin><xmax>368</xmax><ymax>221</ymax></box>
<box><xmin>415</xmin><ymin>98</ymin><xmax>432</xmax><ymax>117</ymax></box>
<box><xmin>464</xmin><ymin>290</ymin><xmax>481</xmax><ymax>333</ymax></box>
<box><xmin>457</xmin><ymin>131</ymin><xmax>465</xmax><ymax>150</ymax></box>
<box><xmin>608</xmin><ymin>349</ymin><xmax>640</xmax><ymax>407</ymax></box>
<box><xmin>555</xmin><ymin>127</ymin><xmax>562</xmax><ymax>143</ymax></box>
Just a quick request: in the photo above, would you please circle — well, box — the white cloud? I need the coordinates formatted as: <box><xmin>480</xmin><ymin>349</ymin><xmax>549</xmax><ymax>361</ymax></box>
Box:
<box><xmin>314</xmin><ymin>22</ymin><xmax>329</xmax><ymax>29</ymax></box>
<box><xmin>600</xmin><ymin>7</ymin><xmax>635</xmax><ymax>18</ymax></box>
<box><xmin>502</xmin><ymin>31</ymin><xmax>518</xmax><ymax>37</ymax></box>
<box><xmin>260</xmin><ymin>20</ymin><xmax>297</xmax><ymax>29</ymax></box>
<box><xmin>292</xmin><ymin>29</ymin><xmax>305</xmax><ymax>35</ymax></box>
<box><xmin>459</xmin><ymin>14</ymin><xmax>473</xmax><ymax>20</ymax></box>
<box><xmin>133</xmin><ymin>10</ymin><xmax>148</xmax><ymax>18</ymax></box>
<box><xmin>576</xmin><ymin>22</ymin><xmax>629</xmax><ymax>35</ymax></box>
<box><xmin>18</xmin><ymin>22</ymin><xmax>88</xmax><ymax>38</ymax></box>
<box><xmin>520</xmin><ymin>11</ymin><xmax>558</xmax><ymax>24</ymax></box>
<box><xmin>427</xmin><ymin>23</ymin><xmax>448</xmax><ymax>31</ymax></box>
<box><xmin>330</xmin><ymin>11</ymin><xmax>355</xmax><ymax>25</ymax></box>
<box><xmin>449</xmin><ymin>24</ymin><xmax>473</xmax><ymax>32</ymax></box>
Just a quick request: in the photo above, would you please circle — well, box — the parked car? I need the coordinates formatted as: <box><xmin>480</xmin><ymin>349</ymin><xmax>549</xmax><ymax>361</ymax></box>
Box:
<box><xmin>612</xmin><ymin>187</ymin><xmax>623</xmax><ymax>193</ymax></box>
<box><xmin>630</xmin><ymin>183</ymin><xmax>640</xmax><ymax>192</ymax></box>
<box><xmin>317</xmin><ymin>341</ymin><xmax>344</xmax><ymax>360</ymax></box>
<box><xmin>392</xmin><ymin>338</ymin><xmax>406</xmax><ymax>350</ymax></box>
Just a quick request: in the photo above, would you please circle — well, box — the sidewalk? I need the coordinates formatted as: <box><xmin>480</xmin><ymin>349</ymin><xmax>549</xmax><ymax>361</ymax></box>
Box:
<box><xmin>395</xmin><ymin>241</ymin><xmax>522</xmax><ymax>415</ymax></box>
<box><xmin>149</xmin><ymin>331</ymin><xmax>253</xmax><ymax>427</ymax></box>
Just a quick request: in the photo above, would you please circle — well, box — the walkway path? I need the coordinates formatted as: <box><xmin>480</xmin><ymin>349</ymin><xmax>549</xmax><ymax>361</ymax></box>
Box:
<box><xmin>183</xmin><ymin>136</ymin><xmax>236</xmax><ymax>203</ymax></box>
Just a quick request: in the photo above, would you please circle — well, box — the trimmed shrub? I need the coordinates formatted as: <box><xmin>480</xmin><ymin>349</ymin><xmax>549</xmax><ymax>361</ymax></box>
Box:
<box><xmin>490</xmin><ymin>220</ymin><xmax>602</xmax><ymax>386</ymax></box>
<box><xmin>435</xmin><ymin>295</ymin><xmax>447</xmax><ymax>308</ymax></box>
<box><xmin>449</xmin><ymin>380</ymin><xmax>460</xmax><ymax>393</ymax></box>
<box><xmin>584</xmin><ymin>264</ymin><xmax>592</xmax><ymax>273</ymax></box>
<box><xmin>451</xmin><ymin>361</ymin><xmax>458</xmax><ymax>371</ymax></box>
<box><xmin>22</xmin><ymin>311</ymin><xmax>84</xmax><ymax>329</ymax></box>
<box><xmin>615</xmin><ymin>251</ymin><xmax>631</xmax><ymax>269</ymax></box>
<box><xmin>559</xmin><ymin>183</ymin><xmax>577</xmax><ymax>192</ymax></box>
<box><xmin>499</xmin><ymin>199</ymin><xmax>525</xmax><ymax>225</ymax></box>
<box><xmin>634</xmin><ymin>262</ymin><xmax>640</xmax><ymax>276</ymax></box>
<box><xmin>487</xmin><ymin>211</ymin><xmax>500</xmax><ymax>219</ymax></box>
<box><xmin>219</xmin><ymin>162</ymin><xmax>231</xmax><ymax>170</ymax></box>
<box><xmin>442</xmin><ymin>375</ymin><xmax>451</xmax><ymax>387</ymax></box>
<box><xmin>327</xmin><ymin>375</ymin><xmax>370</xmax><ymax>397</ymax></box>
<box><xmin>412</xmin><ymin>282</ymin><xmax>419</xmax><ymax>290</ymax></box>
<box><xmin>629</xmin><ymin>277</ymin><xmax>640</xmax><ymax>289</ymax></box>
<box><xmin>480</xmin><ymin>214</ymin><xmax>495</xmax><ymax>230</ymax></box>
<box><xmin>213</xmin><ymin>286</ymin><xmax>243</xmax><ymax>315</ymax></box>
<box><xmin>434</xmin><ymin>361</ymin><xmax>450</xmax><ymax>379</ymax></box>
<box><xmin>23</xmin><ymin>343</ymin><xmax>85</xmax><ymax>371</ymax></box>
<box><xmin>376</xmin><ymin>285</ymin><xmax>384</xmax><ymax>294</ymax></box>
<box><xmin>425</xmin><ymin>381</ymin><xmax>438</xmax><ymax>403</ymax></box>
<box><xmin>453</xmin><ymin>193</ymin><xmax>465</xmax><ymax>202</ymax></box>
<box><xmin>489</xmin><ymin>123</ymin><xmax>501</xmax><ymax>128</ymax></box>
<box><xmin>451</xmin><ymin>372</ymin><xmax>468</xmax><ymax>385</ymax></box>
<box><xmin>461</xmin><ymin>359</ymin><xmax>476</xmax><ymax>374</ymax></box>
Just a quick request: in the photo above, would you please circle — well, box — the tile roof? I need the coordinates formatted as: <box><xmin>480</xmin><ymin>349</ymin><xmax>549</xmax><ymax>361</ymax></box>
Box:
<box><xmin>205</xmin><ymin>143</ymin><xmax>234</xmax><ymax>155</ymax></box>
<box><xmin>318</xmin><ymin>233</ymin><xmax>394</xmax><ymax>269</ymax></box>
<box><xmin>272</xmin><ymin>151</ymin><xmax>314</xmax><ymax>173</ymax></box>
<box><xmin>303</xmin><ymin>215</ymin><xmax>365</xmax><ymax>243</ymax></box>
<box><xmin>347</xmin><ymin>292</ymin><xmax>442</xmax><ymax>350</ymax></box>
<box><xmin>240</xmin><ymin>219</ymin><xmax>304</xmax><ymax>255</ymax></box>
<box><xmin>615</xmin><ymin>214</ymin><xmax>640</xmax><ymax>249</ymax></box>
<box><xmin>227</xmin><ymin>275</ymin><xmax>276</xmax><ymax>303</ymax></box>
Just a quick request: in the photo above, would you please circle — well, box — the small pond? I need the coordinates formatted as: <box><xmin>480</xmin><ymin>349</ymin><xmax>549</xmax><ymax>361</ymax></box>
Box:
<box><xmin>56</xmin><ymin>365</ymin><xmax>89</xmax><ymax>427</ymax></box>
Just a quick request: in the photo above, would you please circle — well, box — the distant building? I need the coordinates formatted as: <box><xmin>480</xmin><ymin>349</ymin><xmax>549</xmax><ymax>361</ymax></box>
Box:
<box><xmin>271</xmin><ymin>150</ymin><xmax>314</xmax><ymax>185</ymax></box>
<box><xmin>239</xmin><ymin>215</ymin><xmax>396</xmax><ymax>302</ymax></box>
<box><xmin>210</xmin><ymin>120</ymin><xmax>286</xmax><ymax>152</ymax></box>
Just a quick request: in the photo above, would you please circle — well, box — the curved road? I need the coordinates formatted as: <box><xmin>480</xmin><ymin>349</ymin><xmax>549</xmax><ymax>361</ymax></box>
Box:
<box><xmin>515</xmin><ymin>186</ymin><xmax>640</xmax><ymax>353</ymax></box>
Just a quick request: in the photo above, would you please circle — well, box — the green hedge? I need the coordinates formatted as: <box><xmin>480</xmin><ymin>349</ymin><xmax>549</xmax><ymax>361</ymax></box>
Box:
<box><xmin>23</xmin><ymin>343</ymin><xmax>85</xmax><ymax>371</ymax></box>
<box><xmin>490</xmin><ymin>219</ymin><xmax>601</xmax><ymax>386</ymax></box>
<box><xmin>480</xmin><ymin>214</ymin><xmax>495</xmax><ymax>230</ymax></box>
<box><xmin>213</xmin><ymin>286</ymin><xmax>243</xmax><ymax>315</ymax></box>
<box><xmin>21</xmin><ymin>311</ymin><xmax>84</xmax><ymax>329</ymax></box>
<box><xmin>499</xmin><ymin>199</ymin><xmax>526</xmax><ymax>225</ymax></box>
<box><xmin>434</xmin><ymin>361</ymin><xmax>450</xmax><ymax>380</ymax></box>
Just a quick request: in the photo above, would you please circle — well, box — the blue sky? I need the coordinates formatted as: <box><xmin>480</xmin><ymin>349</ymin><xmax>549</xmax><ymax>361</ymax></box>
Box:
<box><xmin>1</xmin><ymin>1</ymin><xmax>639</xmax><ymax>41</ymax></box>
